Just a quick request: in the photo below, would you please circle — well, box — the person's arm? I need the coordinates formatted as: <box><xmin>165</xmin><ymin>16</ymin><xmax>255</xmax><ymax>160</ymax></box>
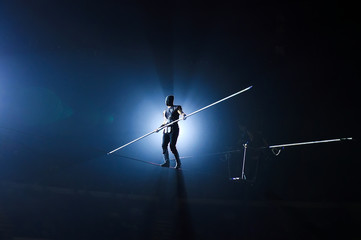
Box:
<box><xmin>177</xmin><ymin>107</ymin><xmax>187</xmax><ymax>120</ymax></box>
<box><xmin>156</xmin><ymin>111</ymin><xmax>167</xmax><ymax>133</ymax></box>
<box><xmin>163</xmin><ymin>110</ymin><xmax>167</xmax><ymax>124</ymax></box>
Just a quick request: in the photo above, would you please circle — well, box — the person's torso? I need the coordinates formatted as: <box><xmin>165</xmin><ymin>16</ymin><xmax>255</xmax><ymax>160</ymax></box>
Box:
<box><xmin>165</xmin><ymin>105</ymin><xmax>181</xmax><ymax>126</ymax></box>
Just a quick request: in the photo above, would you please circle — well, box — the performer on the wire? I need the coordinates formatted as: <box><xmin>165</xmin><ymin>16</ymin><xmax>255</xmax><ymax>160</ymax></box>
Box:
<box><xmin>156</xmin><ymin>95</ymin><xmax>186</xmax><ymax>169</ymax></box>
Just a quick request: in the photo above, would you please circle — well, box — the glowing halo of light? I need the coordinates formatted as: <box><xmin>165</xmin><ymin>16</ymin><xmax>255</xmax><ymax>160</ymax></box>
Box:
<box><xmin>128</xmin><ymin>96</ymin><xmax>204</xmax><ymax>160</ymax></box>
<box><xmin>110</xmin><ymin>74</ymin><xmax>240</xmax><ymax>167</ymax></box>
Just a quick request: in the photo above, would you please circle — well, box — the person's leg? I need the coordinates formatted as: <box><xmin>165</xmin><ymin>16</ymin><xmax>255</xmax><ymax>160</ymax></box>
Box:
<box><xmin>169</xmin><ymin>128</ymin><xmax>181</xmax><ymax>169</ymax></box>
<box><xmin>161</xmin><ymin>133</ymin><xmax>170</xmax><ymax>167</ymax></box>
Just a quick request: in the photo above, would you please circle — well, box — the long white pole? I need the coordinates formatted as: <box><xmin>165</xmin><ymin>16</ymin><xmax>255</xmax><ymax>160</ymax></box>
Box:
<box><xmin>268</xmin><ymin>137</ymin><xmax>353</xmax><ymax>149</ymax></box>
<box><xmin>107</xmin><ymin>86</ymin><xmax>253</xmax><ymax>155</ymax></box>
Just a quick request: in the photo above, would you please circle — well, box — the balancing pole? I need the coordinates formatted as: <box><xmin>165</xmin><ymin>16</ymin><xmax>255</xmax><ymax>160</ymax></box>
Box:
<box><xmin>107</xmin><ymin>86</ymin><xmax>253</xmax><ymax>155</ymax></box>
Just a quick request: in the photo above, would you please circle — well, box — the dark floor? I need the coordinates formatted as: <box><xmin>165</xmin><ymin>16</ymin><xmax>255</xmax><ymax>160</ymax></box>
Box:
<box><xmin>0</xmin><ymin>143</ymin><xmax>360</xmax><ymax>240</ymax></box>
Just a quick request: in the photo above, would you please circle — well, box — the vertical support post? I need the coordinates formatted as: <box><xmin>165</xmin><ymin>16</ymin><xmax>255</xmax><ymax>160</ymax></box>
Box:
<box><xmin>241</xmin><ymin>143</ymin><xmax>247</xmax><ymax>180</ymax></box>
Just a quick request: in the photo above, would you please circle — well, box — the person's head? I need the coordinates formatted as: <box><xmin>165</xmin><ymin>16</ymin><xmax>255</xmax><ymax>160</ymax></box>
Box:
<box><xmin>165</xmin><ymin>95</ymin><xmax>174</xmax><ymax>106</ymax></box>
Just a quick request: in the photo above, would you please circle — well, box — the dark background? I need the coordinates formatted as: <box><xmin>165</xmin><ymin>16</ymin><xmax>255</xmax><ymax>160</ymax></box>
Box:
<box><xmin>0</xmin><ymin>0</ymin><xmax>359</xmax><ymax>239</ymax></box>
